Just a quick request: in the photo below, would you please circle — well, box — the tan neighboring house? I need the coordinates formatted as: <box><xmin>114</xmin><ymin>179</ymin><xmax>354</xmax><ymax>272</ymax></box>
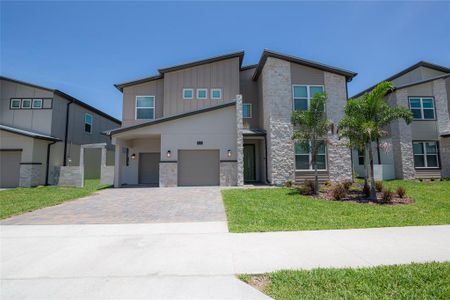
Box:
<box><xmin>0</xmin><ymin>76</ymin><xmax>121</xmax><ymax>188</ymax></box>
<box><xmin>352</xmin><ymin>61</ymin><xmax>450</xmax><ymax>180</ymax></box>
<box><xmin>107</xmin><ymin>50</ymin><xmax>357</xmax><ymax>187</ymax></box>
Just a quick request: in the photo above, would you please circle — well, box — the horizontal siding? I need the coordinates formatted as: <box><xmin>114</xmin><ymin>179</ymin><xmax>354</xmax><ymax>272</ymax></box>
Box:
<box><xmin>295</xmin><ymin>171</ymin><xmax>329</xmax><ymax>184</ymax></box>
<box><xmin>415</xmin><ymin>169</ymin><xmax>441</xmax><ymax>179</ymax></box>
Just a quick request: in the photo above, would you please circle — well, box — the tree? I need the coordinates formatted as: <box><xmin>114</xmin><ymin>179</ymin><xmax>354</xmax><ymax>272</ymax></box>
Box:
<box><xmin>292</xmin><ymin>92</ymin><xmax>331</xmax><ymax>194</ymax></box>
<box><xmin>339</xmin><ymin>81</ymin><xmax>413</xmax><ymax>200</ymax></box>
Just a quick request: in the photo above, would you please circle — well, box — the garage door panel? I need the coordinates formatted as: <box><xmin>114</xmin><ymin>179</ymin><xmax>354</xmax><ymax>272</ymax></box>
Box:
<box><xmin>178</xmin><ymin>150</ymin><xmax>219</xmax><ymax>186</ymax></box>
<box><xmin>0</xmin><ymin>151</ymin><xmax>21</xmax><ymax>188</ymax></box>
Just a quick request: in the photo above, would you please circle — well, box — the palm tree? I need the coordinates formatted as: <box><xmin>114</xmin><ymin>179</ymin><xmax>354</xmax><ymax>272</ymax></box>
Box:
<box><xmin>339</xmin><ymin>81</ymin><xmax>413</xmax><ymax>200</ymax></box>
<box><xmin>292</xmin><ymin>92</ymin><xmax>331</xmax><ymax>194</ymax></box>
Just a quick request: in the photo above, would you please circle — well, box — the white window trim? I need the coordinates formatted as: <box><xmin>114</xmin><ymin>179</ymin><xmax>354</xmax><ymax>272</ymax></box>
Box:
<box><xmin>135</xmin><ymin>95</ymin><xmax>155</xmax><ymax>120</ymax></box>
<box><xmin>10</xmin><ymin>99</ymin><xmax>21</xmax><ymax>109</ymax></box>
<box><xmin>413</xmin><ymin>141</ymin><xmax>440</xmax><ymax>169</ymax></box>
<box><xmin>182</xmin><ymin>88</ymin><xmax>194</xmax><ymax>100</ymax></box>
<box><xmin>408</xmin><ymin>97</ymin><xmax>436</xmax><ymax>120</ymax></box>
<box><xmin>84</xmin><ymin>113</ymin><xmax>93</xmax><ymax>134</ymax></box>
<box><xmin>196</xmin><ymin>88</ymin><xmax>208</xmax><ymax>100</ymax></box>
<box><xmin>243</xmin><ymin>103</ymin><xmax>252</xmax><ymax>118</ymax></box>
<box><xmin>21</xmin><ymin>98</ymin><xmax>32</xmax><ymax>109</ymax></box>
<box><xmin>211</xmin><ymin>88</ymin><xmax>222</xmax><ymax>100</ymax></box>
<box><xmin>32</xmin><ymin>98</ymin><xmax>43</xmax><ymax>109</ymax></box>
<box><xmin>292</xmin><ymin>84</ymin><xmax>325</xmax><ymax>111</ymax></box>
<box><xmin>295</xmin><ymin>141</ymin><xmax>327</xmax><ymax>171</ymax></box>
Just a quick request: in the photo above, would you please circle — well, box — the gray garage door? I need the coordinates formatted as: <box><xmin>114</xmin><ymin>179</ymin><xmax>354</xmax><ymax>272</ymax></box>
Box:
<box><xmin>0</xmin><ymin>151</ymin><xmax>21</xmax><ymax>188</ymax></box>
<box><xmin>139</xmin><ymin>153</ymin><xmax>160</xmax><ymax>185</ymax></box>
<box><xmin>178</xmin><ymin>150</ymin><xmax>219</xmax><ymax>186</ymax></box>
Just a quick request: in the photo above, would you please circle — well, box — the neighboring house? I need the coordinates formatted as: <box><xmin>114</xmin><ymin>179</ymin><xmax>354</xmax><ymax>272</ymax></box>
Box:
<box><xmin>0</xmin><ymin>76</ymin><xmax>121</xmax><ymax>188</ymax></box>
<box><xmin>107</xmin><ymin>50</ymin><xmax>357</xmax><ymax>187</ymax></box>
<box><xmin>352</xmin><ymin>62</ymin><xmax>450</xmax><ymax>180</ymax></box>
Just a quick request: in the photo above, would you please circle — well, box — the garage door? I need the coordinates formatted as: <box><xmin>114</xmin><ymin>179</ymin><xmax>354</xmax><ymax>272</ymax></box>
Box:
<box><xmin>0</xmin><ymin>151</ymin><xmax>21</xmax><ymax>188</ymax></box>
<box><xmin>178</xmin><ymin>150</ymin><xmax>219</xmax><ymax>186</ymax></box>
<box><xmin>139</xmin><ymin>153</ymin><xmax>160</xmax><ymax>185</ymax></box>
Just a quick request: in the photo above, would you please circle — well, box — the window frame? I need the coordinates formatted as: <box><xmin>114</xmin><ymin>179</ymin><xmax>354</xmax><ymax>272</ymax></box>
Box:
<box><xmin>357</xmin><ymin>149</ymin><xmax>365</xmax><ymax>165</ymax></box>
<box><xmin>21</xmin><ymin>98</ymin><xmax>32</xmax><ymax>109</ymax></box>
<box><xmin>295</xmin><ymin>141</ymin><xmax>327</xmax><ymax>171</ymax></box>
<box><xmin>32</xmin><ymin>98</ymin><xmax>43</xmax><ymax>109</ymax></box>
<box><xmin>408</xmin><ymin>97</ymin><xmax>436</xmax><ymax>120</ymax></box>
<box><xmin>10</xmin><ymin>99</ymin><xmax>21</xmax><ymax>109</ymax></box>
<box><xmin>211</xmin><ymin>88</ymin><xmax>222</xmax><ymax>100</ymax></box>
<box><xmin>84</xmin><ymin>113</ymin><xmax>93</xmax><ymax>134</ymax></box>
<box><xmin>292</xmin><ymin>84</ymin><xmax>325</xmax><ymax>112</ymax></box>
<box><xmin>243</xmin><ymin>103</ymin><xmax>252</xmax><ymax>119</ymax></box>
<box><xmin>135</xmin><ymin>95</ymin><xmax>156</xmax><ymax>120</ymax></box>
<box><xmin>196</xmin><ymin>88</ymin><xmax>208</xmax><ymax>100</ymax></box>
<box><xmin>412</xmin><ymin>141</ymin><xmax>440</xmax><ymax>169</ymax></box>
<box><xmin>182</xmin><ymin>88</ymin><xmax>194</xmax><ymax>100</ymax></box>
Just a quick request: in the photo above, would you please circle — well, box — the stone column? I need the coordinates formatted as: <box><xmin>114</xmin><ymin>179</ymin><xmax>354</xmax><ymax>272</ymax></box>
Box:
<box><xmin>113</xmin><ymin>143</ymin><xmax>122</xmax><ymax>188</ymax></box>
<box><xmin>220</xmin><ymin>161</ymin><xmax>238</xmax><ymax>186</ymax></box>
<box><xmin>159</xmin><ymin>162</ymin><xmax>177</xmax><ymax>187</ymax></box>
<box><xmin>433</xmin><ymin>79</ymin><xmax>450</xmax><ymax>135</ymax></box>
<box><xmin>79</xmin><ymin>146</ymin><xmax>85</xmax><ymax>187</ymax></box>
<box><xmin>261</xmin><ymin>57</ymin><xmax>295</xmax><ymax>185</ymax></box>
<box><xmin>324</xmin><ymin>72</ymin><xmax>352</xmax><ymax>182</ymax></box>
<box><xmin>236</xmin><ymin>94</ymin><xmax>244</xmax><ymax>186</ymax></box>
<box><xmin>440</xmin><ymin>137</ymin><xmax>450</xmax><ymax>178</ymax></box>
<box><xmin>19</xmin><ymin>164</ymin><xmax>41</xmax><ymax>187</ymax></box>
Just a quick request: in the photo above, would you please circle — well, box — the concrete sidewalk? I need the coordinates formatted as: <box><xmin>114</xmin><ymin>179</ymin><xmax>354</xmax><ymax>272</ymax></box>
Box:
<box><xmin>1</xmin><ymin>224</ymin><xmax>449</xmax><ymax>299</ymax></box>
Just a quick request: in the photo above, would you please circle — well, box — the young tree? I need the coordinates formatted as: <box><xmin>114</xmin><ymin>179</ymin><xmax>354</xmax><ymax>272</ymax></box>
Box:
<box><xmin>339</xmin><ymin>81</ymin><xmax>413</xmax><ymax>200</ymax></box>
<box><xmin>292</xmin><ymin>92</ymin><xmax>331</xmax><ymax>194</ymax></box>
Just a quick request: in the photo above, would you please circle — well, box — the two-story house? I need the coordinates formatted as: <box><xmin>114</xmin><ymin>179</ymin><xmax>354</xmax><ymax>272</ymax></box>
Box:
<box><xmin>352</xmin><ymin>62</ymin><xmax>450</xmax><ymax>180</ymax></box>
<box><xmin>0</xmin><ymin>76</ymin><xmax>121</xmax><ymax>188</ymax></box>
<box><xmin>107</xmin><ymin>50</ymin><xmax>357</xmax><ymax>187</ymax></box>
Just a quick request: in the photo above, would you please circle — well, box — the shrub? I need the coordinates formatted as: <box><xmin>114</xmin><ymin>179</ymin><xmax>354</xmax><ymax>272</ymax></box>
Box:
<box><xmin>381</xmin><ymin>188</ymin><xmax>394</xmax><ymax>203</ymax></box>
<box><xmin>396</xmin><ymin>186</ymin><xmax>406</xmax><ymax>198</ymax></box>
<box><xmin>430</xmin><ymin>178</ymin><xmax>435</xmax><ymax>181</ymax></box>
<box><xmin>285</xmin><ymin>180</ymin><xmax>293</xmax><ymax>188</ymax></box>
<box><xmin>362</xmin><ymin>184</ymin><xmax>370</xmax><ymax>197</ymax></box>
<box><xmin>375</xmin><ymin>181</ymin><xmax>384</xmax><ymax>192</ymax></box>
<box><xmin>323</xmin><ymin>181</ymin><xmax>331</xmax><ymax>187</ymax></box>
<box><xmin>302</xmin><ymin>179</ymin><xmax>315</xmax><ymax>195</ymax></box>
<box><xmin>331</xmin><ymin>183</ymin><xmax>346</xmax><ymax>200</ymax></box>
<box><xmin>342</xmin><ymin>181</ymin><xmax>352</xmax><ymax>191</ymax></box>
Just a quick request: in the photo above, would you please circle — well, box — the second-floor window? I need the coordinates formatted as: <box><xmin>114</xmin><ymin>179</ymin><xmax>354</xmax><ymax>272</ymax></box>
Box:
<box><xmin>292</xmin><ymin>85</ymin><xmax>324</xmax><ymax>111</ymax></box>
<box><xmin>136</xmin><ymin>96</ymin><xmax>155</xmax><ymax>120</ymax></box>
<box><xmin>84</xmin><ymin>113</ymin><xmax>93</xmax><ymax>133</ymax></box>
<box><xmin>409</xmin><ymin>97</ymin><xmax>435</xmax><ymax>120</ymax></box>
<box><xmin>295</xmin><ymin>141</ymin><xmax>327</xmax><ymax>170</ymax></box>
<box><xmin>243</xmin><ymin>103</ymin><xmax>252</xmax><ymax>118</ymax></box>
<box><xmin>413</xmin><ymin>141</ymin><xmax>439</xmax><ymax>168</ymax></box>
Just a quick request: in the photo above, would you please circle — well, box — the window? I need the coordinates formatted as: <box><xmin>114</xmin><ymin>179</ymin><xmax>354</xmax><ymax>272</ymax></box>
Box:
<box><xmin>10</xmin><ymin>99</ymin><xmax>21</xmax><ymax>109</ymax></box>
<box><xmin>292</xmin><ymin>85</ymin><xmax>324</xmax><ymax>111</ymax></box>
<box><xmin>196</xmin><ymin>88</ymin><xmax>208</xmax><ymax>99</ymax></box>
<box><xmin>243</xmin><ymin>103</ymin><xmax>252</xmax><ymax>118</ymax></box>
<box><xmin>358</xmin><ymin>149</ymin><xmax>365</xmax><ymax>165</ymax></box>
<box><xmin>413</xmin><ymin>141</ymin><xmax>439</xmax><ymax>168</ymax></box>
<box><xmin>21</xmin><ymin>98</ymin><xmax>32</xmax><ymax>109</ymax></box>
<box><xmin>32</xmin><ymin>98</ymin><xmax>43</xmax><ymax>109</ymax></box>
<box><xmin>183</xmin><ymin>89</ymin><xmax>193</xmax><ymax>99</ymax></box>
<box><xmin>211</xmin><ymin>89</ymin><xmax>222</xmax><ymax>100</ymax></box>
<box><xmin>136</xmin><ymin>96</ymin><xmax>155</xmax><ymax>120</ymax></box>
<box><xmin>295</xmin><ymin>141</ymin><xmax>327</xmax><ymax>170</ymax></box>
<box><xmin>84</xmin><ymin>113</ymin><xmax>93</xmax><ymax>133</ymax></box>
<box><xmin>409</xmin><ymin>97</ymin><xmax>435</xmax><ymax>120</ymax></box>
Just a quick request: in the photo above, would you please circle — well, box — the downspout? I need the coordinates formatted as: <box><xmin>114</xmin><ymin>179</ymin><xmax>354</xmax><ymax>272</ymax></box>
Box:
<box><xmin>63</xmin><ymin>100</ymin><xmax>73</xmax><ymax>166</ymax></box>
<box><xmin>264</xmin><ymin>134</ymin><xmax>270</xmax><ymax>184</ymax></box>
<box><xmin>45</xmin><ymin>141</ymin><xmax>56</xmax><ymax>185</ymax></box>
<box><xmin>376</xmin><ymin>138</ymin><xmax>381</xmax><ymax>164</ymax></box>
<box><xmin>345</xmin><ymin>80</ymin><xmax>354</xmax><ymax>180</ymax></box>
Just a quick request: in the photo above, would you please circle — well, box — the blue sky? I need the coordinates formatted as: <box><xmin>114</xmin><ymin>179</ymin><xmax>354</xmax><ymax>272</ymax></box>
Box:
<box><xmin>2</xmin><ymin>1</ymin><xmax>449</xmax><ymax>120</ymax></box>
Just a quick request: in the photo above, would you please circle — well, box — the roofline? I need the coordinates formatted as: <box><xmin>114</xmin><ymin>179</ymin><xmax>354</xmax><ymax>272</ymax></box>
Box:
<box><xmin>0</xmin><ymin>124</ymin><xmax>61</xmax><ymax>142</ymax></box>
<box><xmin>107</xmin><ymin>101</ymin><xmax>236</xmax><ymax>136</ymax></box>
<box><xmin>114</xmin><ymin>74</ymin><xmax>163</xmax><ymax>92</ymax></box>
<box><xmin>352</xmin><ymin>61</ymin><xmax>450</xmax><ymax>98</ymax></box>
<box><xmin>158</xmin><ymin>51</ymin><xmax>244</xmax><ymax>74</ymax></box>
<box><xmin>0</xmin><ymin>75</ymin><xmax>121</xmax><ymax>125</ymax></box>
<box><xmin>389</xmin><ymin>73</ymin><xmax>450</xmax><ymax>94</ymax></box>
<box><xmin>240</xmin><ymin>64</ymin><xmax>258</xmax><ymax>71</ymax></box>
<box><xmin>252</xmin><ymin>50</ymin><xmax>357</xmax><ymax>82</ymax></box>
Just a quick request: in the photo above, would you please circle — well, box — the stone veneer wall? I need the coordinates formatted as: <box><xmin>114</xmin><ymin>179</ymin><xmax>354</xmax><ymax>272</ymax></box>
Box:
<box><xmin>440</xmin><ymin>137</ymin><xmax>450</xmax><ymax>178</ymax></box>
<box><xmin>159</xmin><ymin>162</ymin><xmax>177</xmax><ymax>187</ymax></box>
<box><xmin>388</xmin><ymin>90</ymin><xmax>415</xmax><ymax>179</ymax></box>
<box><xmin>236</xmin><ymin>95</ymin><xmax>244</xmax><ymax>186</ymax></box>
<box><xmin>261</xmin><ymin>57</ymin><xmax>295</xmax><ymax>185</ymax></box>
<box><xmin>324</xmin><ymin>72</ymin><xmax>352</xmax><ymax>182</ymax></box>
<box><xmin>57</xmin><ymin>166</ymin><xmax>83</xmax><ymax>187</ymax></box>
<box><xmin>100</xmin><ymin>166</ymin><xmax>115</xmax><ymax>185</ymax></box>
<box><xmin>220</xmin><ymin>162</ymin><xmax>238</xmax><ymax>186</ymax></box>
<box><xmin>19</xmin><ymin>164</ymin><xmax>41</xmax><ymax>187</ymax></box>
<box><xmin>433</xmin><ymin>79</ymin><xmax>450</xmax><ymax>135</ymax></box>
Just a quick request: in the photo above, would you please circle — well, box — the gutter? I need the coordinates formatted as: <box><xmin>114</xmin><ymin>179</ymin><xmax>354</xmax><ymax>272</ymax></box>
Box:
<box><xmin>45</xmin><ymin>141</ymin><xmax>57</xmax><ymax>185</ymax></box>
<box><xmin>264</xmin><ymin>134</ymin><xmax>270</xmax><ymax>184</ymax></box>
<box><xmin>63</xmin><ymin>100</ymin><xmax>73</xmax><ymax>166</ymax></box>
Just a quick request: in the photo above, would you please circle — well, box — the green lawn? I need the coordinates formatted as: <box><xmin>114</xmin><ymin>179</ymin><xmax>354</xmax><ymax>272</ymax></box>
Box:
<box><xmin>240</xmin><ymin>262</ymin><xmax>450</xmax><ymax>300</ymax></box>
<box><xmin>222</xmin><ymin>180</ymin><xmax>450</xmax><ymax>232</ymax></box>
<box><xmin>0</xmin><ymin>179</ymin><xmax>110</xmax><ymax>219</ymax></box>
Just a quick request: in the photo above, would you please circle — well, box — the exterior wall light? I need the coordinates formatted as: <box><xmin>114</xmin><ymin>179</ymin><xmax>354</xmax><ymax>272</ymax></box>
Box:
<box><xmin>227</xmin><ymin>149</ymin><xmax>232</xmax><ymax>157</ymax></box>
<box><xmin>167</xmin><ymin>150</ymin><xmax>172</xmax><ymax>158</ymax></box>
<box><xmin>131</xmin><ymin>153</ymin><xmax>136</xmax><ymax>160</ymax></box>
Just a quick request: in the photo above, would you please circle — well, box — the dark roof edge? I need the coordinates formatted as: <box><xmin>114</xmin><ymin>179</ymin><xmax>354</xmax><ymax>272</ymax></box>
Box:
<box><xmin>114</xmin><ymin>74</ymin><xmax>163</xmax><ymax>92</ymax></box>
<box><xmin>391</xmin><ymin>73</ymin><xmax>450</xmax><ymax>92</ymax></box>
<box><xmin>108</xmin><ymin>101</ymin><xmax>236</xmax><ymax>136</ymax></box>
<box><xmin>0</xmin><ymin>76</ymin><xmax>54</xmax><ymax>92</ymax></box>
<box><xmin>158</xmin><ymin>51</ymin><xmax>245</xmax><ymax>74</ymax></box>
<box><xmin>252</xmin><ymin>50</ymin><xmax>357</xmax><ymax>82</ymax></box>
<box><xmin>352</xmin><ymin>61</ymin><xmax>450</xmax><ymax>98</ymax></box>
<box><xmin>240</xmin><ymin>64</ymin><xmax>258</xmax><ymax>71</ymax></box>
<box><xmin>0</xmin><ymin>124</ymin><xmax>61</xmax><ymax>142</ymax></box>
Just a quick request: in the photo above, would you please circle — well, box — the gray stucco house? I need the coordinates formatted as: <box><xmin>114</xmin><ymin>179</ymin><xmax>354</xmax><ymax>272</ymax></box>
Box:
<box><xmin>107</xmin><ymin>50</ymin><xmax>357</xmax><ymax>187</ymax></box>
<box><xmin>0</xmin><ymin>76</ymin><xmax>121</xmax><ymax>188</ymax></box>
<box><xmin>352</xmin><ymin>62</ymin><xmax>450</xmax><ymax>180</ymax></box>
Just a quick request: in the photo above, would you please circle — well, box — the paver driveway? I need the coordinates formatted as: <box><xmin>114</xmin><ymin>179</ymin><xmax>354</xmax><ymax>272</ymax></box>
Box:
<box><xmin>1</xmin><ymin>186</ymin><xmax>227</xmax><ymax>225</ymax></box>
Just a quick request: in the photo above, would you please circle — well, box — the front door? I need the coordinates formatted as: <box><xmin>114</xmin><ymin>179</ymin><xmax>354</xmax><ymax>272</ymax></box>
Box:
<box><xmin>243</xmin><ymin>144</ymin><xmax>256</xmax><ymax>182</ymax></box>
<box><xmin>139</xmin><ymin>153</ymin><xmax>160</xmax><ymax>185</ymax></box>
